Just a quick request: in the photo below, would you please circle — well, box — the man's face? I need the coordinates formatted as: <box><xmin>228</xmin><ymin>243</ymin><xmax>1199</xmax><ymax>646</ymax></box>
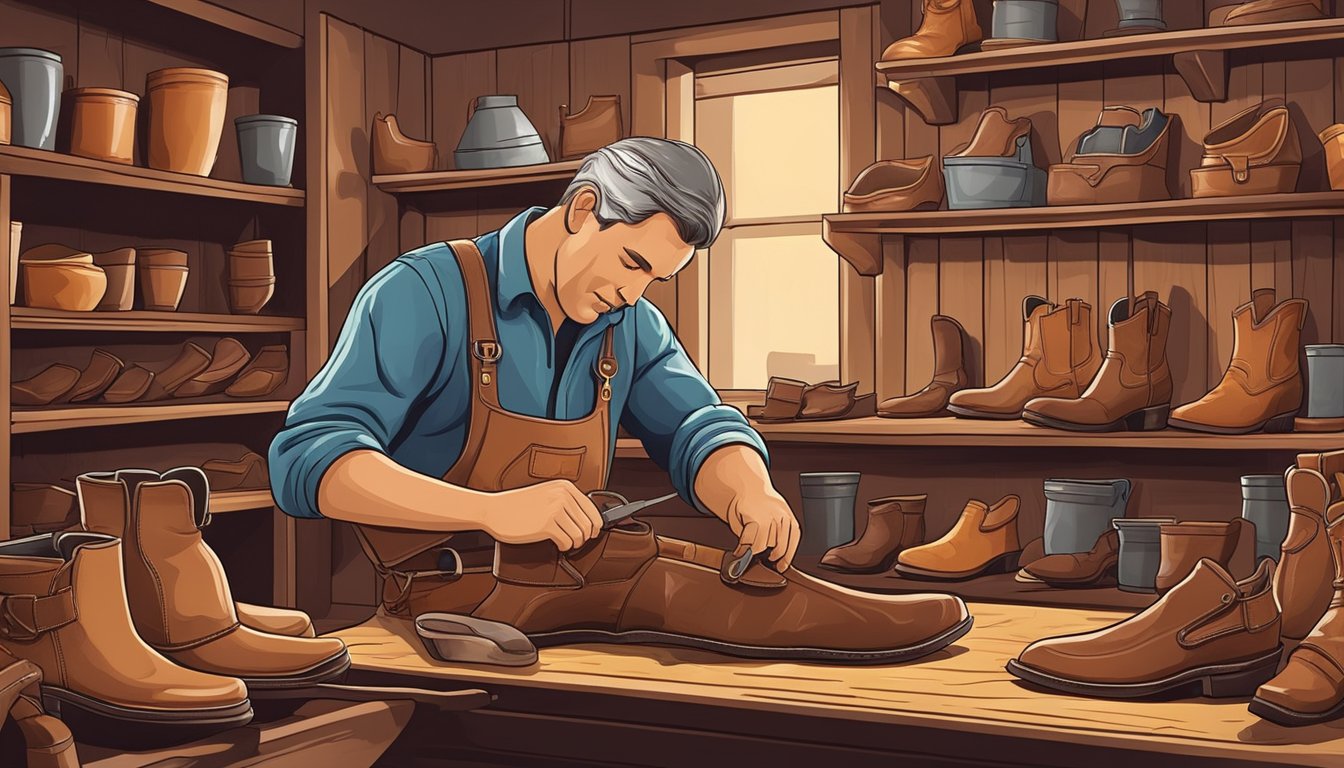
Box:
<box><xmin>554</xmin><ymin>188</ymin><xmax>696</xmax><ymax>324</ymax></box>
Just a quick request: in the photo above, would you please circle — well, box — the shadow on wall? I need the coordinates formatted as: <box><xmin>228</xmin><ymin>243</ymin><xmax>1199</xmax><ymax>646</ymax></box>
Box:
<box><xmin>767</xmin><ymin>351</ymin><xmax>838</xmax><ymax>385</ymax></box>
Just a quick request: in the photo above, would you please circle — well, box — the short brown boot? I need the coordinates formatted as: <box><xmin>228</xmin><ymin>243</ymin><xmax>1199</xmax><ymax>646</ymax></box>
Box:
<box><xmin>1023</xmin><ymin>292</ymin><xmax>1172</xmax><ymax>432</ymax></box>
<box><xmin>948</xmin><ymin>297</ymin><xmax>1101</xmax><ymax>419</ymax></box>
<box><xmin>820</xmin><ymin>495</ymin><xmax>926</xmax><ymax>573</ymax></box>
<box><xmin>0</xmin><ymin>533</ymin><xmax>252</xmax><ymax>731</ymax></box>
<box><xmin>1275</xmin><ymin>465</ymin><xmax>1339</xmax><ymax>641</ymax></box>
<box><xmin>76</xmin><ymin>468</ymin><xmax>349</xmax><ymax>688</ymax></box>
<box><xmin>894</xmin><ymin>496</ymin><xmax>1022</xmax><ymax>580</ymax></box>
<box><xmin>1169</xmin><ymin>289</ymin><xmax>1307</xmax><ymax>434</ymax></box>
<box><xmin>0</xmin><ymin>646</ymin><xmax>78</xmax><ymax>768</ymax></box>
<box><xmin>1155</xmin><ymin>519</ymin><xmax>1244</xmax><ymax>594</ymax></box>
<box><xmin>879</xmin><ymin>316</ymin><xmax>969</xmax><ymax>418</ymax></box>
<box><xmin>882</xmin><ymin>0</ymin><xmax>983</xmax><ymax>61</ymax></box>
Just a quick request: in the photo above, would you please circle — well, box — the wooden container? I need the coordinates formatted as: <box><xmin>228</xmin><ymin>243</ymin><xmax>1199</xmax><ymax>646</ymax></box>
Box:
<box><xmin>0</xmin><ymin>79</ymin><xmax>10</xmax><ymax>145</ymax></box>
<box><xmin>145</xmin><ymin>67</ymin><xmax>229</xmax><ymax>176</ymax></box>
<box><xmin>229</xmin><ymin>239</ymin><xmax>274</xmax><ymax>281</ymax></box>
<box><xmin>8</xmin><ymin>220</ymin><xmax>19</xmax><ymax>305</ymax></box>
<box><xmin>228</xmin><ymin>276</ymin><xmax>275</xmax><ymax>314</ymax></box>
<box><xmin>92</xmin><ymin>247</ymin><xmax>136</xmax><ymax>311</ymax></box>
<box><xmin>22</xmin><ymin>261</ymin><xmax>106</xmax><ymax>311</ymax></box>
<box><xmin>1322</xmin><ymin>124</ymin><xmax>1344</xmax><ymax>192</ymax></box>
<box><xmin>137</xmin><ymin>248</ymin><xmax>189</xmax><ymax>310</ymax></box>
<box><xmin>68</xmin><ymin>87</ymin><xmax>139</xmax><ymax>164</ymax></box>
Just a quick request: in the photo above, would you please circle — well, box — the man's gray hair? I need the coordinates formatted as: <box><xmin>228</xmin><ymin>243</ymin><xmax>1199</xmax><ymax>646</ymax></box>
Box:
<box><xmin>559</xmin><ymin>137</ymin><xmax>726</xmax><ymax>248</ymax></box>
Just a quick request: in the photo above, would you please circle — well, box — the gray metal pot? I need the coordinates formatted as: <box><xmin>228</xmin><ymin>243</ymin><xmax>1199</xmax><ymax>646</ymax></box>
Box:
<box><xmin>235</xmin><ymin>114</ymin><xmax>298</xmax><ymax>186</ymax></box>
<box><xmin>798</xmin><ymin>472</ymin><xmax>860</xmax><ymax>556</ymax></box>
<box><xmin>1241</xmin><ymin>474</ymin><xmax>1289</xmax><ymax>563</ymax></box>
<box><xmin>1113</xmin><ymin>517</ymin><xmax>1176</xmax><ymax>593</ymax></box>
<box><xmin>1114</xmin><ymin>0</ymin><xmax>1166</xmax><ymax>32</ymax></box>
<box><xmin>1306</xmin><ymin>345</ymin><xmax>1344</xmax><ymax>418</ymax></box>
<box><xmin>0</xmin><ymin>48</ymin><xmax>62</xmax><ymax>150</ymax></box>
<box><xmin>1042</xmin><ymin>478</ymin><xmax>1132</xmax><ymax>555</ymax></box>
<box><xmin>454</xmin><ymin>95</ymin><xmax>550</xmax><ymax>170</ymax></box>
<box><xmin>943</xmin><ymin>134</ymin><xmax>1046</xmax><ymax>209</ymax></box>
<box><xmin>991</xmin><ymin>0</ymin><xmax>1059</xmax><ymax>43</ymax></box>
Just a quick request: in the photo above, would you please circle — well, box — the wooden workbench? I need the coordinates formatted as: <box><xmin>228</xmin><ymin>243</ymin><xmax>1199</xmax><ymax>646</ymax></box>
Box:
<box><xmin>333</xmin><ymin>602</ymin><xmax>1344</xmax><ymax>767</ymax></box>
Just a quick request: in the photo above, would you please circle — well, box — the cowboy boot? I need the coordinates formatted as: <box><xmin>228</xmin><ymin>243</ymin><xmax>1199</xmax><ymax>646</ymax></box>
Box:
<box><xmin>1023</xmin><ymin>292</ymin><xmax>1172</xmax><ymax>432</ymax></box>
<box><xmin>882</xmin><ymin>0</ymin><xmax>984</xmax><ymax>61</ymax></box>
<box><xmin>820</xmin><ymin>495</ymin><xmax>926</xmax><ymax>573</ymax></box>
<box><xmin>1275</xmin><ymin>466</ymin><xmax>1338</xmax><ymax>642</ymax></box>
<box><xmin>0</xmin><ymin>646</ymin><xmax>78</xmax><ymax>768</ymax></box>
<box><xmin>1251</xmin><ymin>493</ymin><xmax>1344</xmax><ymax>726</ymax></box>
<box><xmin>0</xmin><ymin>533</ymin><xmax>252</xmax><ymax>731</ymax></box>
<box><xmin>879</xmin><ymin>316</ymin><xmax>969</xmax><ymax>418</ymax></box>
<box><xmin>949</xmin><ymin>297</ymin><xmax>1101</xmax><ymax>419</ymax></box>
<box><xmin>1154</xmin><ymin>519</ymin><xmax>1244</xmax><ymax>595</ymax></box>
<box><xmin>75</xmin><ymin>468</ymin><xmax>349</xmax><ymax>688</ymax></box>
<box><xmin>894</xmin><ymin>496</ymin><xmax>1022</xmax><ymax>580</ymax></box>
<box><xmin>1169</xmin><ymin>289</ymin><xmax>1307</xmax><ymax>434</ymax></box>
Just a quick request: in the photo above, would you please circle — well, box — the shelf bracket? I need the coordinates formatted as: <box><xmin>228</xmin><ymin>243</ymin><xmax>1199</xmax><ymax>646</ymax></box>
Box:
<box><xmin>881</xmin><ymin>76</ymin><xmax>957</xmax><ymax>125</ymax></box>
<box><xmin>1172</xmin><ymin>49</ymin><xmax>1227</xmax><ymax>102</ymax></box>
<box><xmin>823</xmin><ymin>219</ymin><xmax>883</xmax><ymax>277</ymax></box>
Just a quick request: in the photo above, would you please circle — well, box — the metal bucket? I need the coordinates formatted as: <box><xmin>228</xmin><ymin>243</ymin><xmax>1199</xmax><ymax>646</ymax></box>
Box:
<box><xmin>1042</xmin><ymin>478</ymin><xmax>1132</xmax><ymax>554</ymax></box>
<box><xmin>1241</xmin><ymin>474</ymin><xmax>1289</xmax><ymax>562</ymax></box>
<box><xmin>454</xmin><ymin>95</ymin><xmax>550</xmax><ymax>170</ymax></box>
<box><xmin>1113</xmin><ymin>517</ymin><xmax>1176</xmax><ymax>593</ymax></box>
<box><xmin>236</xmin><ymin>114</ymin><xmax>298</xmax><ymax>186</ymax></box>
<box><xmin>1306</xmin><ymin>345</ymin><xmax>1344</xmax><ymax>418</ymax></box>
<box><xmin>798</xmin><ymin>472</ymin><xmax>860</xmax><ymax>556</ymax></box>
<box><xmin>0</xmin><ymin>48</ymin><xmax>62</xmax><ymax>150</ymax></box>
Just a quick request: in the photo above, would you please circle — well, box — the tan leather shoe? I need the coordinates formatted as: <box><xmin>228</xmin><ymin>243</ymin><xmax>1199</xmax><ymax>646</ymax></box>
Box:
<box><xmin>143</xmin><ymin>341</ymin><xmax>212</xmax><ymax>400</ymax></box>
<box><xmin>75</xmin><ymin>468</ymin><xmax>349</xmax><ymax>688</ymax></box>
<box><xmin>879</xmin><ymin>315</ymin><xmax>968</xmax><ymax>418</ymax></box>
<box><xmin>1210</xmin><ymin>0</ymin><xmax>1325</xmax><ymax>26</ymax></box>
<box><xmin>234</xmin><ymin>604</ymin><xmax>316</xmax><ymax>638</ymax></box>
<box><xmin>1048</xmin><ymin>107</ymin><xmax>1174</xmax><ymax>205</ymax></box>
<box><xmin>843</xmin><ymin>156</ymin><xmax>945</xmax><ymax>213</ymax></box>
<box><xmin>947</xmin><ymin>106</ymin><xmax>1032</xmax><ymax>158</ymax></box>
<box><xmin>1275</xmin><ymin>465</ymin><xmax>1338</xmax><ymax>641</ymax></box>
<box><xmin>1251</xmin><ymin>495</ymin><xmax>1344</xmax><ymax>726</ymax></box>
<box><xmin>466</xmin><ymin>521</ymin><xmax>971</xmax><ymax>663</ymax></box>
<box><xmin>820</xmin><ymin>495</ymin><xmax>926</xmax><ymax>573</ymax></box>
<box><xmin>1023</xmin><ymin>292</ymin><xmax>1172</xmax><ymax>432</ymax></box>
<box><xmin>1155</xmin><ymin>519</ymin><xmax>1244</xmax><ymax>595</ymax></box>
<box><xmin>202</xmin><ymin>451</ymin><xmax>270</xmax><ymax>491</ymax></box>
<box><xmin>0</xmin><ymin>645</ymin><xmax>78</xmax><ymax>768</ymax></box>
<box><xmin>0</xmin><ymin>533</ymin><xmax>252</xmax><ymax>730</ymax></box>
<box><xmin>68</xmin><ymin>348</ymin><xmax>124</xmax><ymax>403</ymax></box>
<box><xmin>224</xmin><ymin>344</ymin><xmax>288</xmax><ymax>398</ymax></box>
<box><xmin>949</xmin><ymin>297</ymin><xmax>1100</xmax><ymax>419</ymax></box>
<box><xmin>559</xmin><ymin>95</ymin><xmax>623</xmax><ymax>160</ymax></box>
<box><xmin>881</xmin><ymin>0</ymin><xmax>983</xmax><ymax>61</ymax></box>
<box><xmin>751</xmin><ymin>379</ymin><xmax>877</xmax><ymax>422</ymax></box>
<box><xmin>1014</xmin><ymin>537</ymin><xmax>1048</xmax><ymax>583</ymax></box>
<box><xmin>1009</xmin><ymin>558</ymin><xmax>1282</xmax><ymax>698</ymax></box>
<box><xmin>1023</xmin><ymin>529</ymin><xmax>1119</xmax><ymax>588</ymax></box>
<box><xmin>11</xmin><ymin>364</ymin><xmax>80</xmax><ymax>406</ymax></box>
<box><xmin>102</xmin><ymin>364</ymin><xmax>154</xmax><ymax>403</ymax></box>
<box><xmin>895</xmin><ymin>496</ymin><xmax>1022</xmax><ymax>580</ymax></box>
<box><xmin>372</xmin><ymin>112</ymin><xmax>436</xmax><ymax>174</ymax></box>
<box><xmin>1191</xmin><ymin>102</ymin><xmax>1301</xmax><ymax>198</ymax></box>
<box><xmin>174</xmin><ymin>337</ymin><xmax>251</xmax><ymax>398</ymax></box>
<box><xmin>1169</xmin><ymin>289</ymin><xmax>1306</xmax><ymax>434</ymax></box>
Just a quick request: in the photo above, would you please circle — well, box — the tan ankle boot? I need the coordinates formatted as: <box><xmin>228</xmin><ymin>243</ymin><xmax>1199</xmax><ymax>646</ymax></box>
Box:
<box><xmin>882</xmin><ymin>0</ymin><xmax>983</xmax><ymax>61</ymax></box>
<box><xmin>895</xmin><ymin>496</ymin><xmax>1022</xmax><ymax>580</ymax></box>
<box><xmin>820</xmin><ymin>495</ymin><xmax>926</xmax><ymax>573</ymax></box>
<box><xmin>948</xmin><ymin>297</ymin><xmax>1100</xmax><ymax>419</ymax></box>
<box><xmin>1275</xmin><ymin>465</ymin><xmax>1339</xmax><ymax>641</ymax></box>
<box><xmin>0</xmin><ymin>646</ymin><xmax>78</xmax><ymax>768</ymax></box>
<box><xmin>879</xmin><ymin>316</ymin><xmax>969</xmax><ymax>418</ymax></box>
<box><xmin>1155</xmin><ymin>519</ymin><xmax>1244</xmax><ymax>594</ymax></box>
<box><xmin>0</xmin><ymin>533</ymin><xmax>251</xmax><ymax>731</ymax></box>
<box><xmin>1023</xmin><ymin>292</ymin><xmax>1172</xmax><ymax>431</ymax></box>
<box><xmin>76</xmin><ymin>468</ymin><xmax>349</xmax><ymax>688</ymax></box>
<box><xmin>1169</xmin><ymin>289</ymin><xmax>1307</xmax><ymax>434</ymax></box>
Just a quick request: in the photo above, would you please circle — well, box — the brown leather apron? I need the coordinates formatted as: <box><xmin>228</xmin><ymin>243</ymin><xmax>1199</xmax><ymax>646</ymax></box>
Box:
<box><xmin>355</xmin><ymin>239</ymin><xmax>619</xmax><ymax>616</ymax></box>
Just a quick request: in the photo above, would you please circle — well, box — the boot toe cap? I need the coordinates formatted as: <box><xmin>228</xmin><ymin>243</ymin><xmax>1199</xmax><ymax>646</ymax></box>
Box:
<box><xmin>1257</xmin><ymin>653</ymin><xmax>1344</xmax><ymax>713</ymax></box>
<box><xmin>172</xmin><ymin>626</ymin><xmax>349</xmax><ymax>679</ymax></box>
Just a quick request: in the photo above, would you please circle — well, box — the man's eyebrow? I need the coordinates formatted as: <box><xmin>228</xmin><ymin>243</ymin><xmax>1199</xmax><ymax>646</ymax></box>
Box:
<box><xmin>624</xmin><ymin>248</ymin><xmax>653</xmax><ymax>272</ymax></box>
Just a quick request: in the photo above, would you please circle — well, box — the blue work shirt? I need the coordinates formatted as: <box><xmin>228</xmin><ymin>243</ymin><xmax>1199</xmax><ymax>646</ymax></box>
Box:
<box><xmin>269</xmin><ymin>207</ymin><xmax>769</xmax><ymax>520</ymax></box>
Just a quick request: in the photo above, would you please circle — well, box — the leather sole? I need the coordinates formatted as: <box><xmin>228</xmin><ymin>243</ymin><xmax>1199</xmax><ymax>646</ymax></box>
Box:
<box><xmin>894</xmin><ymin>550</ymin><xmax>1021</xmax><ymax>581</ymax></box>
<box><xmin>527</xmin><ymin>614</ymin><xmax>974</xmax><ymax>665</ymax></box>
<box><xmin>1167</xmin><ymin>411</ymin><xmax>1297</xmax><ymax>435</ymax></box>
<box><xmin>1006</xmin><ymin>646</ymin><xmax>1283</xmax><ymax>700</ymax></box>
<box><xmin>816</xmin><ymin>548</ymin><xmax>904</xmax><ymax>575</ymax></box>
<box><xmin>1028</xmin><ymin>568</ymin><xmax>1119</xmax><ymax>589</ymax></box>
<box><xmin>946</xmin><ymin>404</ymin><xmax>1023</xmax><ymax>420</ymax></box>
<box><xmin>232</xmin><ymin>649</ymin><xmax>351</xmax><ymax>690</ymax></box>
<box><xmin>1022</xmin><ymin>404</ymin><xmax>1169</xmax><ymax>432</ymax></box>
<box><xmin>42</xmin><ymin>685</ymin><xmax>253</xmax><ymax>728</ymax></box>
<box><xmin>1248</xmin><ymin>692</ymin><xmax>1344</xmax><ymax>727</ymax></box>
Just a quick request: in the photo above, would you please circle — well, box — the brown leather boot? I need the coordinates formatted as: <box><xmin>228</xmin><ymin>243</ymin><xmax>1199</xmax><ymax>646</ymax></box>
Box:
<box><xmin>1023</xmin><ymin>292</ymin><xmax>1172</xmax><ymax>432</ymax></box>
<box><xmin>879</xmin><ymin>316</ymin><xmax>969</xmax><ymax>418</ymax></box>
<box><xmin>0</xmin><ymin>533</ymin><xmax>252</xmax><ymax>731</ymax></box>
<box><xmin>1022</xmin><ymin>529</ymin><xmax>1119</xmax><ymax>588</ymax></box>
<box><xmin>75</xmin><ymin>468</ymin><xmax>349</xmax><ymax>688</ymax></box>
<box><xmin>1009</xmin><ymin>558</ymin><xmax>1282</xmax><ymax>699</ymax></box>
<box><xmin>0</xmin><ymin>646</ymin><xmax>78</xmax><ymax>768</ymax></box>
<box><xmin>1169</xmin><ymin>289</ymin><xmax>1307</xmax><ymax>434</ymax></box>
<box><xmin>1155</xmin><ymin>519</ymin><xmax>1244</xmax><ymax>595</ymax></box>
<box><xmin>372</xmin><ymin>112</ymin><xmax>436</xmax><ymax>174</ymax></box>
<box><xmin>819</xmin><ymin>495</ymin><xmax>926</xmax><ymax>573</ymax></box>
<box><xmin>1251</xmin><ymin>496</ymin><xmax>1344</xmax><ymax>726</ymax></box>
<box><xmin>948</xmin><ymin>297</ymin><xmax>1100</xmax><ymax>419</ymax></box>
<box><xmin>467</xmin><ymin>521</ymin><xmax>971</xmax><ymax>664</ymax></box>
<box><xmin>894</xmin><ymin>496</ymin><xmax>1022</xmax><ymax>580</ymax></box>
<box><xmin>1275</xmin><ymin>465</ymin><xmax>1339</xmax><ymax>642</ymax></box>
<box><xmin>881</xmin><ymin>0</ymin><xmax>983</xmax><ymax>61</ymax></box>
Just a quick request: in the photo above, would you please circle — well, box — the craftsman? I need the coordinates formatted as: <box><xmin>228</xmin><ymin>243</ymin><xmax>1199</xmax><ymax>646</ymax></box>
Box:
<box><xmin>269</xmin><ymin>137</ymin><xmax>800</xmax><ymax>576</ymax></box>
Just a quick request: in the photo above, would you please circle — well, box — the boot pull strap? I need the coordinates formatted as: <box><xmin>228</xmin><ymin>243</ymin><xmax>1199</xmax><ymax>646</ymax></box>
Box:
<box><xmin>0</xmin><ymin>589</ymin><xmax>77</xmax><ymax>642</ymax></box>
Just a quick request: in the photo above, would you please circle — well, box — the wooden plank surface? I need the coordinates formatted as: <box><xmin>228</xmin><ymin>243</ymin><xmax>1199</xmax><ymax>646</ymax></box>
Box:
<box><xmin>375</xmin><ymin>160</ymin><xmax>583</xmax><ymax>193</ymax></box>
<box><xmin>11</xmin><ymin>400</ymin><xmax>291</xmax><ymax>434</ymax></box>
<box><xmin>904</xmin><ymin>237</ymin><xmax>938</xmax><ymax>392</ymax></box>
<box><xmin>325</xmin><ymin>17</ymin><xmax>368</xmax><ymax>349</ymax></box>
<box><xmin>334</xmin><ymin>602</ymin><xmax>1344</xmax><ymax>767</ymax></box>
<box><xmin>10</xmin><ymin>308</ymin><xmax>304</xmax><ymax>333</ymax></box>
<box><xmin>365</xmin><ymin>31</ymin><xmax>402</xmax><ymax>278</ymax></box>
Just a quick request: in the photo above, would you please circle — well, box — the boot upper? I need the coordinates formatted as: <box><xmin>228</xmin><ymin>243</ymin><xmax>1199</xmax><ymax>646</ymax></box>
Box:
<box><xmin>1275</xmin><ymin>466</ymin><xmax>1339</xmax><ymax>641</ymax></box>
<box><xmin>1154</xmin><ymin>519</ymin><xmax>1243</xmax><ymax>594</ymax></box>
<box><xmin>897</xmin><ymin>496</ymin><xmax>1021</xmax><ymax>574</ymax></box>
<box><xmin>880</xmin><ymin>0</ymin><xmax>982</xmax><ymax>60</ymax></box>
<box><xmin>820</xmin><ymin>495</ymin><xmax>926</xmax><ymax>570</ymax></box>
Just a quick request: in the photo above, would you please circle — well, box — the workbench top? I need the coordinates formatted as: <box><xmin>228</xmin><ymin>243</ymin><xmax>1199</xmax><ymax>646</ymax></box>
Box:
<box><xmin>333</xmin><ymin>602</ymin><xmax>1344</xmax><ymax>767</ymax></box>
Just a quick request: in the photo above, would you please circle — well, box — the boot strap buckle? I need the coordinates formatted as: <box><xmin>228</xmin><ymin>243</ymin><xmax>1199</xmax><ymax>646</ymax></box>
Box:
<box><xmin>0</xmin><ymin>589</ymin><xmax>76</xmax><ymax>641</ymax></box>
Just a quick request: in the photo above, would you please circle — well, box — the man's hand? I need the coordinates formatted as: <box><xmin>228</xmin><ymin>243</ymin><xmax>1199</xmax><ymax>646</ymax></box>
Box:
<box><xmin>478</xmin><ymin>480</ymin><xmax>605</xmax><ymax>551</ymax></box>
<box><xmin>721</xmin><ymin>485</ymin><xmax>801</xmax><ymax>572</ymax></box>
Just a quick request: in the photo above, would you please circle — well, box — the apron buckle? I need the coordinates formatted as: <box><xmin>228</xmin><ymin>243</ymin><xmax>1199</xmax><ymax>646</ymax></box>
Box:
<box><xmin>473</xmin><ymin>341</ymin><xmax>501</xmax><ymax>362</ymax></box>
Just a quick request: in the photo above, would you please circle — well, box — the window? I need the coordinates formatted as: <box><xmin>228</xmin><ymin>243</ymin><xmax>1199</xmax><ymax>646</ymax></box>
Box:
<box><xmin>693</xmin><ymin>57</ymin><xmax>841</xmax><ymax>390</ymax></box>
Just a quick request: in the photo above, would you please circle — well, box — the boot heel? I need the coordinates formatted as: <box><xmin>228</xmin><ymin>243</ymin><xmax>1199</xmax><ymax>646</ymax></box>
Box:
<box><xmin>985</xmin><ymin>550</ymin><xmax>1022</xmax><ymax>575</ymax></box>
<box><xmin>1263</xmin><ymin>413</ymin><xmax>1296</xmax><ymax>433</ymax></box>
<box><xmin>1201</xmin><ymin>649</ymin><xmax>1282</xmax><ymax>698</ymax></box>
<box><xmin>1124</xmin><ymin>405</ymin><xmax>1169</xmax><ymax>431</ymax></box>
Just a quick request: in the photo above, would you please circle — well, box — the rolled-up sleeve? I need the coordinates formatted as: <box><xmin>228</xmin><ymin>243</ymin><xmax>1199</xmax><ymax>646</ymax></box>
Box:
<box><xmin>619</xmin><ymin>302</ymin><xmax>768</xmax><ymax>514</ymax></box>
<box><xmin>269</xmin><ymin>261</ymin><xmax>447</xmax><ymax>519</ymax></box>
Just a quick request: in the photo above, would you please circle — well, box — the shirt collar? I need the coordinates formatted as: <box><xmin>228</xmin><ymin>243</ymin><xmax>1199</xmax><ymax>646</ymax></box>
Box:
<box><xmin>492</xmin><ymin>206</ymin><xmax>626</xmax><ymax>329</ymax></box>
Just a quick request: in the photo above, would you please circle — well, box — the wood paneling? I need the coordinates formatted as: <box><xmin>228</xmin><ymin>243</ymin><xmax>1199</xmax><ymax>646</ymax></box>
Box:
<box><xmin>431</xmin><ymin>51</ymin><xmax>497</xmax><ymax>171</ymax></box>
<box><xmin>569</xmin><ymin>36</ymin><xmax>633</xmax><ymax>134</ymax></box>
<box><xmin>496</xmin><ymin>43</ymin><xmax>570</xmax><ymax>162</ymax></box>
<box><xmin>324</xmin><ymin>17</ymin><xmax>367</xmax><ymax>346</ymax></box>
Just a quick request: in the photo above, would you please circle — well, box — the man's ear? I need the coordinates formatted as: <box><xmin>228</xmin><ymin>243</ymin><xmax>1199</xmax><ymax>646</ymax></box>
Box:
<box><xmin>564</xmin><ymin>186</ymin><xmax>599</xmax><ymax>235</ymax></box>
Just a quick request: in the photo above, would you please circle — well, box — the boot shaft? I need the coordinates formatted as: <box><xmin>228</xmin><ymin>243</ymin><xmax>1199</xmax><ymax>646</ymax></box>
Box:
<box><xmin>1037</xmin><ymin>298</ymin><xmax>1100</xmax><ymax>386</ymax></box>
<box><xmin>930</xmin><ymin>315</ymin><xmax>968</xmax><ymax>383</ymax></box>
<box><xmin>1230</xmin><ymin>289</ymin><xmax>1306</xmax><ymax>390</ymax></box>
<box><xmin>1105</xmin><ymin>291</ymin><xmax>1173</xmax><ymax>382</ymax></box>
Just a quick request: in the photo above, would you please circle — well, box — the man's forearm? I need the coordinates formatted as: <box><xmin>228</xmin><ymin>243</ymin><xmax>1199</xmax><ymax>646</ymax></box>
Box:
<box><xmin>316</xmin><ymin>449</ymin><xmax>493</xmax><ymax>531</ymax></box>
<box><xmin>692</xmin><ymin>444</ymin><xmax>773</xmax><ymax>521</ymax></box>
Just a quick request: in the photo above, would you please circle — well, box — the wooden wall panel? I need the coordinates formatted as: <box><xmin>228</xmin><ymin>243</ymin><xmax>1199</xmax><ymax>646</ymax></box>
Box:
<box><xmin>1133</xmin><ymin>224</ymin><xmax>1208</xmax><ymax>405</ymax></box>
<box><xmin>325</xmin><ymin>18</ymin><xmax>368</xmax><ymax>346</ymax></box>
<box><xmin>1047</xmin><ymin>231</ymin><xmax>1099</xmax><ymax>346</ymax></box>
<box><xmin>939</xmin><ymin>237</ymin><xmax>983</xmax><ymax>388</ymax></box>
<box><xmin>76</xmin><ymin>22</ymin><xmax>123</xmax><ymax>88</ymax></box>
<box><xmin>569</xmin><ymin>36</ymin><xmax>633</xmax><ymax>134</ymax></box>
<box><xmin>496</xmin><ymin>43</ymin><xmax>570</xmax><ymax>162</ymax></box>
<box><xmin>365</xmin><ymin>33</ymin><xmax>401</xmax><ymax>279</ymax></box>
<box><xmin>877</xmin><ymin>238</ymin><xmax>907</xmax><ymax>398</ymax></box>
<box><xmin>904</xmin><ymin>238</ymin><xmax>938</xmax><ymax>392</ymax></box>
<box><xmin>431</xmin><ymin>51</ymin><xmax>497</xmax><ymax>171</ymax></box>
<box><xmin>839</xmin><ymin>7</ymin><xmax>876</xmax><ymax>393</ymax></box>
<box><xmin>1206</xmin><ymin>222</ymin><xmax>1251</xmax><ymax>384</ymax></box>
<box><xmin>1293</xmin><ymin>220</ymin><xmax>1335</xmax><ymax>347</ymax></box>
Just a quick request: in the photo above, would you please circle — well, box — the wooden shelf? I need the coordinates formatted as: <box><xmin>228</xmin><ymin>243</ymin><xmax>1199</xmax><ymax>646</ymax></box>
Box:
<box><xmin>208</xmin><ymin>488</ymin><xmax>275</xmax><ymax>514</ymax></box>
<box><xmin>823</xmin><ymin>192</ymin><xmax>1344</xmax><ymax>276</ymax></box>
<box><xmin>144</xmin><ymin>0</ymin><xmax>302</xmax><ymax>49</ymax></box>
<box><xmin>12</xmin><ymin>400</ymin><xmax>290</xmax><ymax>434</ymax></box>
<box><xmin>12</xmin><ymin>308</ymin><xmax>304</xmax><ymax>333</ymax></box>
<box><xmin>0</xmin><ymin>145</ymin><xmax>305</xmax><ymax>207</ymax></box>
<box><xmin>373</xmin><ymin>159</ymin><xmax>583</xmax><ymax>194</ymax></box>
<box><xmin>615</xmin><ymin>438</ymin><xmax>648</xmax><ymax>458</ymax></box>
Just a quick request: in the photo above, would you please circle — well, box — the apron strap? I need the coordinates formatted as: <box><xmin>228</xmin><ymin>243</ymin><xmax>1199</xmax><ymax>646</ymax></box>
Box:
<box><xmin>447</xmin><ymin>239</ymin><xmax>504</xmax><ymax>409</ymax></box>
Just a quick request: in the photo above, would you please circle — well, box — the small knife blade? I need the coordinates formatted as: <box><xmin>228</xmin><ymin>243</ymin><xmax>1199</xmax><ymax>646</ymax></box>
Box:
<box><xmin>598</xmin><ymin>492</ymin><xmax>679</xmax><ymax>527</ymax></box>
